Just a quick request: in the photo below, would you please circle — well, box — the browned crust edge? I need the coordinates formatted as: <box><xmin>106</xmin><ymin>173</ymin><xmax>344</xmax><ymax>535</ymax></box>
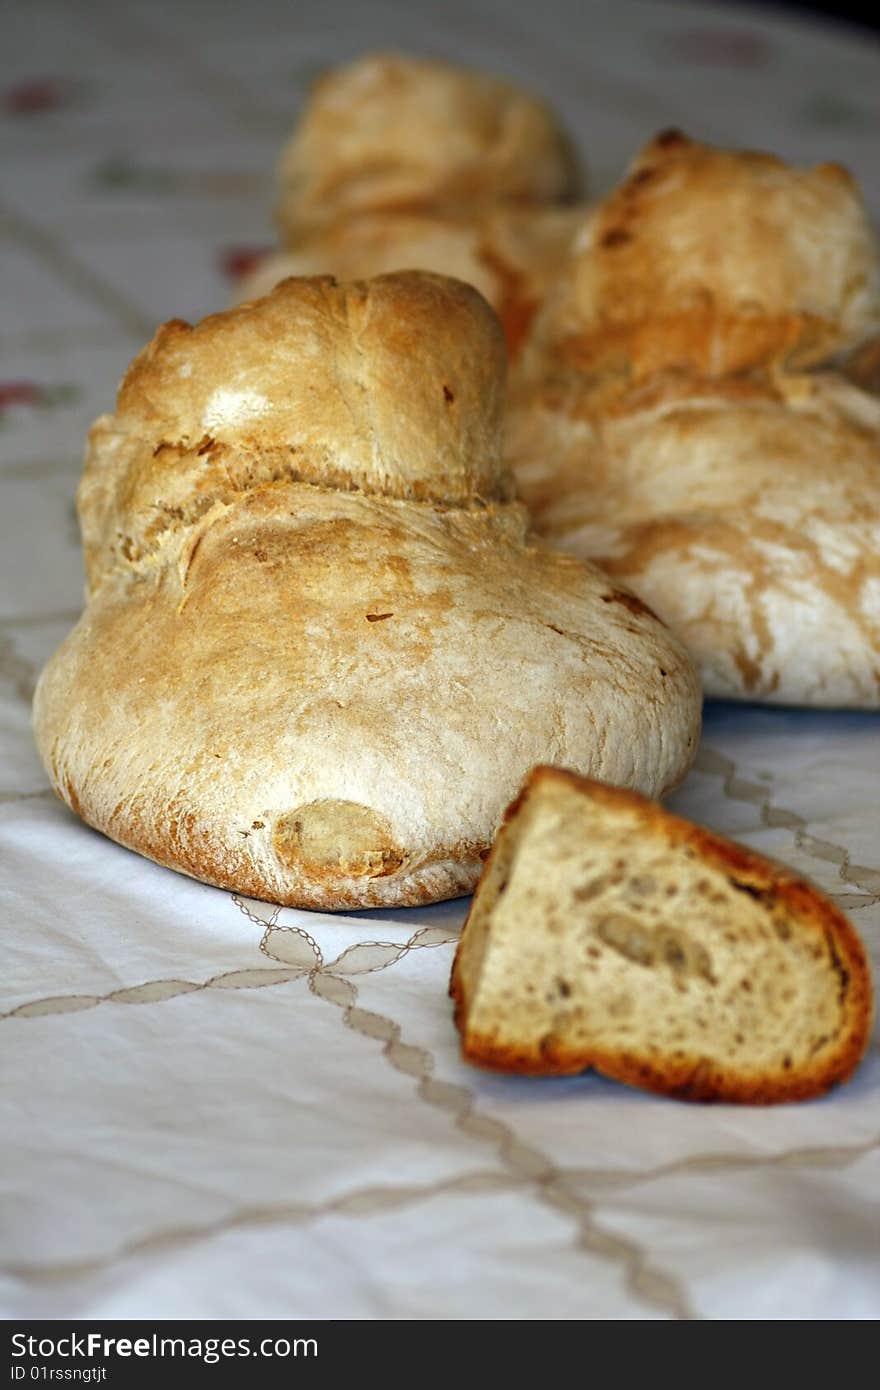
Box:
<box><xmin>49</xmin><ymin>780</ymin><xmax>486</xmax><ymax>912</ymax></box>
<box><xmin>449</xmin><ymin>765</ymin><xmax>874</xmax><ymax>1104</ymax></box>
<box><xmin>546</xmin><ymin>308</ymin><xmax>846</xmax><ymax>383</ymax></box>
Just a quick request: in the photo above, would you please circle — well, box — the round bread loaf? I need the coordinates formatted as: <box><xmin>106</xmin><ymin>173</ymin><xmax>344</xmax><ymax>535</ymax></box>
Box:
<box><xmin>237</xmin><ymin>53</ymin><xmax>587</xmax><ymax>354</ymax></box>
<box><xmin>275</xmin><ymin>52</ymin><xmax>582</xmax><ymax>240</ymax></box>
<box><xmin>34</xmin><ymin>273</ymin><xmax>701</xmax><ymax>909</ymax></box>
<box><xmin>509</xmin><ymin>134</ymin><xmax>880</xmax><ymax>706</ymax></box>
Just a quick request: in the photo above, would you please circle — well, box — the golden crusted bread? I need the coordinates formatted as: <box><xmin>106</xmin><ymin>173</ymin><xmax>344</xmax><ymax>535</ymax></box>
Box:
<box><xmin>275</xmin><ymin>52</ymin><xmax>582</xmax><ymax>240</ymax></box>
<box><xmin>237</xmin><ymin>53</ymin><xmax>586</xmax><ymax>353</ymax></box>
<box><xmin>451</xmin><ymin>767</ymin><xmax>873</xmax><ymax>1103</ymax></box>
<box><xmin>521</xmin><ymin>129</ymin><xmax>880</xmax><ymax>384</ymax></box>
<box><xmin>510</xmin><ymin>371</ymin><xmax>880</xmax><ymax>706</ymax></box>
<box><xmin>509</xmin><ymin>133</ymin><xmax>880</xmax><ymax>705</ymax></box>
<box><xmin>237</xmin><ymin>205</ymin><xmax>585</xmax><ymax>357</ymax></box>
<box><xmin>33</xmin><ymin>273</ymin><xmax>701</xmax><ymax>910</ymax></box>
<box><xmin>79</xmin><ymin>272</ymin><xmax>510</xmax><ymax>590</ymax></box>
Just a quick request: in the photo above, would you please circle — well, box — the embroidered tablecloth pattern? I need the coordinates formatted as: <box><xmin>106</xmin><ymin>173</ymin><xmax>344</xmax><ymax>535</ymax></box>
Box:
<box><xmin>2</xmin><ymin>0</ymin><xmax>878</xmax><ymax>1319</ymax></box>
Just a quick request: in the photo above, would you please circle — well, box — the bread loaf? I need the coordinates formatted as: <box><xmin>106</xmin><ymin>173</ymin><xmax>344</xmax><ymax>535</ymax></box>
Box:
<box><xmin>508</xmin><ymin>133</ymin><xmax>880</xmax><ymax>705</ymax></box>
<box><xmin>34</xmin><ymin>273</ymin><xmax>701</xmax><ymax>909</ymax></box>
<box><xmin>451</xmin><ymin>766</ymin><xmax>873</xmax><ymax>1102</ymax></box>
<box><xmin>237</xmin><ymin>53</ymin><xmax>587</xmax><ymax>353</ymax></box>
<box><xmin>276</xmin><ymin>52</ymin><xmax>582</xmax><ymax>239</ymax></box>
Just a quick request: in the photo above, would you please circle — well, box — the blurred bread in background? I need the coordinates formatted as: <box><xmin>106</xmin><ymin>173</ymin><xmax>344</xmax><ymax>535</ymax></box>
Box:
<box><xmin>236</xmin><ymin>52</ymin><xmax>588</xmax><ymax>353</ymax></box>
<box><xmin>276</xmin><ymin>51</ymin><xmax>582</xmax><ymax>234</ymax></box>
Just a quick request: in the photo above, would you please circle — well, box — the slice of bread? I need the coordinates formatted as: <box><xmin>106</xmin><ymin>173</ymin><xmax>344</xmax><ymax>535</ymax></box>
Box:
<box><xmin>450</xmin><ymin>767</ymin><xmax>873</xmax><ymax>1103</ymax></box>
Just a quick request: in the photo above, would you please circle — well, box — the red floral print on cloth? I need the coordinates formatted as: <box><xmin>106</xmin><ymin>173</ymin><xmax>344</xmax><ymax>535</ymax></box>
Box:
<box><xmin>0</xmin><ymin>383</ymin><xmax>40</xmax><ymax>409</ymax></box>
<box><xmin>3</xmin><ymin>79</ymin><xmax>78</xmax><ymax>115</ymax></box>
<box><xmin>218</xmin><ymin>246</ymin><xmax>274</xmax><ymax>281</ymax></box>
<box><xmin>0</xmin><ymin>382</ymin><xmax>79</xmax><ymax>421</ymax></box>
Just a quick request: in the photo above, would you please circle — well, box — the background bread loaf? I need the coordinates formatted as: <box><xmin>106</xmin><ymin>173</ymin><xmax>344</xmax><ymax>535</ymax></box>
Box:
<box><xmin>508</xmin><ymin>135</ymin><xmax>880</xmax><ymax>706</ymax></box>
<box><xmin>237</xmin><ymin>52</ymin><xmax>587</xmax><ymax>353</ymax></box>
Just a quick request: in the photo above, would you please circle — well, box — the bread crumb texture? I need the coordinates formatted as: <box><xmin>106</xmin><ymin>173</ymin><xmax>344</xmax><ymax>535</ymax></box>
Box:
<box><xmin>451</xmin><ymin>767</ymin><xmax>873</xmax><ymax>1102</ymax></box>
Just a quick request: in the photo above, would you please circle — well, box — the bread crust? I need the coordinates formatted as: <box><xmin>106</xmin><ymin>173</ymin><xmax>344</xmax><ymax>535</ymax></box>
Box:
<box><xmin>275</xmin><ymin>53</ymin><xmax>583</xmax><ymax>240</ymax></box>
<box><xmin>522</xmin><ymin>131</ymin><xmax>880</xmax><ymax>383</ymax></box>
<box><xmin>34</xmin><ymin>274</ymin><xmax>701</xmax><ymax>910</ymax></box>
<box><xmin>450</xmin><ymin>767</ymin><xmax>874</xmax><ymax>1102</ymax></box>
<box><xmin>508</xmin><ymin>132</ymin><xmax>880</xmax><ymax>707</ymax></box>
<box><xmin>508</xmin><ymin>372</ymin><xmax>880</xmax><ymax>706</ymax></box>
<box><xmin>235</xmin><ymin>53</ymin><xmax>587</xmax><ymax>354</ymax></box>
<box><xmin>236</xmin><ymin>206</ymin><xmax>586</xmax><ymax>356</ymax></box>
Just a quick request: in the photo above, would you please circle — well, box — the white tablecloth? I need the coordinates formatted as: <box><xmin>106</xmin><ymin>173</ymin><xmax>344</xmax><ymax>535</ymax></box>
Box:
<box><xmin>1</xmin><ymin>0</ymin><xmax>878</xmax><ymax>1320</ymax></box>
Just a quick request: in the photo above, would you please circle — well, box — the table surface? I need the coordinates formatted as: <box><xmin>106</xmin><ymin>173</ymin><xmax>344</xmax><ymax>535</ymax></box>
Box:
<box><xmin>2</xmin><ymin>0</ymin><xmax>879</xmax><ymax>1320</ymax></box>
